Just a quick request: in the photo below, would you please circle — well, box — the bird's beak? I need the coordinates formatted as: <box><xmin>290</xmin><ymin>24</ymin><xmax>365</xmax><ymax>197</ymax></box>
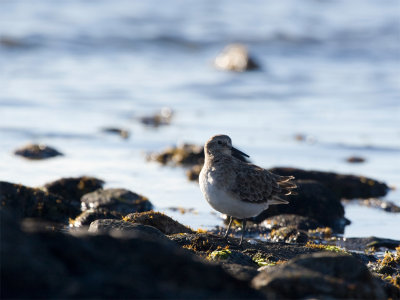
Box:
<box><xmin>231</xmin><ymin>146</ymin><xmax>250</xmax><ymax>158</ymax></box>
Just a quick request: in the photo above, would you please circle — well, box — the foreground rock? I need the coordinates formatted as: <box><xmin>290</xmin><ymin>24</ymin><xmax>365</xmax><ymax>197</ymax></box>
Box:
<box><xmin>254</xmin><ymin>180</ymin><xmax>349</xmax><ymax>232</ymax></box>
<box><xmin>71</xmin><ymin>188</ymin><xmax>153</xmax><ymax>227</ymax></box>
<box><xmin>43</xmin><ymin>176</ymin><xmax>104</xmax><ymax>206</ymax></box>
<box><xmin>124</xmin><ymin>211</ymin><xmax>194</xmax><ymax>234</ymax></box>
<box><xmin>271</xmin><ymin>167</ymin><xmax>389</xmax><ymax>199</ymax></box>
<box><xmin>1</xmin><ymin>209</ymin><xmax>261</xmax><ymax>299</ymax></box>
<box><xmin>214</xmin><ymin>44</ymin><xmax>260</xmax><ymax>72</ymax></box>
<box><xmin>252</xmin><ymin>252</ymin><xmax>386</xmax><ymax>299</ymax></box>
<box><xmin>88</xmin><ymin>219</ymin><xmax>171</xmax><ymax>243</ymax></box>
<box><xmin>14</xmin><ymin>143</ymin><xmax>63</xmax><ymax>160</ymax></box>
<box><xmin>0</xmin><ymin>181</ymin><xmax>79</xmax><ymax>222</ymax></box>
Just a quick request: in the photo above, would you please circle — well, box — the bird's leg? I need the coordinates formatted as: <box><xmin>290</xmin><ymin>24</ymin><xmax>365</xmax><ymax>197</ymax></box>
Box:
<box><xmin>224</xmin><ymin>216</ymin><xmax>233</xmax><ymax>239</ymax></box>
<box><xmin>239</xmin><ymin>219</ymin><xmax>247</xmax><ymax>246</ymax></box>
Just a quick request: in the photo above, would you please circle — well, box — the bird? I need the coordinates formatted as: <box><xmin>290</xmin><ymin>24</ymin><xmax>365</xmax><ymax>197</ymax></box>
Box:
<box><xmin>199</xmin><ymin>134</ymin><xmax>296</xmax><ymax>245</ymax></box>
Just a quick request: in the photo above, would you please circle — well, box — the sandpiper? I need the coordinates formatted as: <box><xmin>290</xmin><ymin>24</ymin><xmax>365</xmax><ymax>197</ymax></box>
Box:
<box><xmin>199</xmin><ymin>134</ymin><xmax>296</xmax><ymax>245</ymax></box>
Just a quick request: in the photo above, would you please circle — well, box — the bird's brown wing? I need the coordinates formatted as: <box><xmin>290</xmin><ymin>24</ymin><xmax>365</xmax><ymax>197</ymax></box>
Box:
<box><xmin>229</xmin><ymin>163</ymin><xmax>284</xmax><ymax>204</ymax></box>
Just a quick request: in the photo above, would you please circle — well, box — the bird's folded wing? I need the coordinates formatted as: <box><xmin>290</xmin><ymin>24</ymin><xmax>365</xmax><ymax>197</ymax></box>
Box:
<box><xmin>230</xmin><ymin>164</ymin><xmax>280</xmax><ymax>203</ymax></box>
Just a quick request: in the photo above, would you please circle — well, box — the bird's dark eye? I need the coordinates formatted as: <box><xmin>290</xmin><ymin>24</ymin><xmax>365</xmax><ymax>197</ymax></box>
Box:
<box><xmin>217</xmin><ymin>141</ymin><xmax>222</xmax><ymax>145</ymax></box>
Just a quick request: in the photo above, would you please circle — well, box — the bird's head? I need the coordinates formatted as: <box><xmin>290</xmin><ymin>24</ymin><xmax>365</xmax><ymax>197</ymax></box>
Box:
<box><xmin>204</xmin><ymin>134</ymin><xmax>249</xmax><ymax>159</ymax></box>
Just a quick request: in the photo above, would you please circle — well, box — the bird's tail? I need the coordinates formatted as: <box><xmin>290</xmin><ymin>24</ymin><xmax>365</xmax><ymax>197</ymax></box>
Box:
<box><xmin>275</xmin><ymin>175</ymin><xmax>297</xmax><ymax>196</ymax></box>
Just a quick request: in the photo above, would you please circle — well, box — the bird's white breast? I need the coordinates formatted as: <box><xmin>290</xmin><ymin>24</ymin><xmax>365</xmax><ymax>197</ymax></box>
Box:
<box><xmin>200</xmin><ymin>167</ymin><xmax>268</xmax><ymax>219</ymax></box>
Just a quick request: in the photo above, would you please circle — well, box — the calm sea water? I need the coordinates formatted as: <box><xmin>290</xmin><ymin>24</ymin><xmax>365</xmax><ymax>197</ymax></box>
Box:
<box><xmin>1</xmin><ymin>0</ymin><xmax>399</xmax><ymax>239</ymax></box>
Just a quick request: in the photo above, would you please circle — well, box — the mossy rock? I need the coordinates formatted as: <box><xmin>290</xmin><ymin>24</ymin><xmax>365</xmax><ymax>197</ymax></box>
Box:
<box><xmin>44</xmin><ymin>176</ymin><xmax>104</xmax><ymax>205</ymax></box>
<box><xmin>124</xmin><ymin>211</ymin><xmax>193</xmax><ymax>235</ymax></box>
<box><xmin>0</xmin><ymin>181</ymin><xmax>79</xmax><ymax>222</ymax></box>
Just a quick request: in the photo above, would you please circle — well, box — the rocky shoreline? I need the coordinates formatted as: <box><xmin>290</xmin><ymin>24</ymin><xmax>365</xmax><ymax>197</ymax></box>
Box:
<box><xmin>1</xmin><ymin>171</ymin><xmax>399</xmax><ymax>299</ymax></box>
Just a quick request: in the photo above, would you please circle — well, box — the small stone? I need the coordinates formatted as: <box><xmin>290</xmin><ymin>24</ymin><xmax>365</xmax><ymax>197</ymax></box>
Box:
<box><xmin>346</xmin><ymin>156</ymin><xmax>366</xmax><ymax>163</ymax></box>
<box><xmin>101</xmin><ymin>127</ymin><xmax>130</xmax><ymax>139</ymax></box>
<box><xmin>214</xmin><ymin>44</ymin><xmax>260</xmax><ymax>72</ymax></box>
<box><xmin>139</xmin><ymin>107</ymin><xmax>173</xmax><ymax>127</ymax></box>
<box><xmin>14</xmin><ymin>144</ymin><xmax>63</xmax><ymax>160</ymax></box>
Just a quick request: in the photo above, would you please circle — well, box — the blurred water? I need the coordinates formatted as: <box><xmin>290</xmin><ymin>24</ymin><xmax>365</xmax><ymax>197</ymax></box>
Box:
<box><xmin>1</xmin><ymin>0</ymin><xmax>399</xmax><ymax>238</ymax></box>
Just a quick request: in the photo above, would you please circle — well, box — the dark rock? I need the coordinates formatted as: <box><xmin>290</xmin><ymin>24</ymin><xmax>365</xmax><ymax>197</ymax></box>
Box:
<box><xmin>214</xmin><ymin>44</ymin><xmax>260</xmax><ymax>72</ymax></box>
<box><xmin>270</xmin><ymin>226</ymin><xmax>309</xmax><ymax>244</ymax></box>
<box><xmin>0</xmin><ymin>208</ymin><xmax>262</xmax><ymax>299</ymax></box>
<box><xmin>14</xmin><ymin>143</ymin><xmax>63</xmax><ymax>160</ymax></box>
<box><xmin>81</xmin><ymin>188</ymin><xmax>152</xmax><ymax>214</ymax></box>
<box><xmin>70</xmin><ymin>188</ymin><xmax>152</xmax><ymax>228</ymax></box>
<box><xmin>43</xmin><ymin>176</ymin><xmax>104</xmax><ymax>206</ymax></box>
<box><xmin>263</xmin><ymin>214</ymin><xmax>321</xmax><ymax>231</ymax></box>
<box><xmin>270</xmin><ymin>167</ymin><xmax>389</xmax><ymax>199</ymax></box>
<box><xmin>124</xmin><ymin>211</ymin><xmax>194</xmax><ymax>234</ymax></box>
<box><xmin>252</xmin><ymin>252</ymin><xmax>386</xmax><ymax>299</ymax></box>
<box><xmin>70</xmin><ymin>208</ymin><xmax>121</xmax><ymax>227</ymax></box>
<box><xmin>254</xmin><ymin>180</ymin><xmax>349</xmax><ymax>232</ymax></box>
<box><xmin>88</xmin><ymin>219</ymin><xmax>169</xmax><ymax>243</ymax></box>
<box><xmin>0</xmin><ymin>181</ymin><xmax>79</xmax><ymax>222</ymax></box>
<box><xmin>101</xmin><ymin>127</ymin><xmax>130</xmax><ymax>139</ymax></box>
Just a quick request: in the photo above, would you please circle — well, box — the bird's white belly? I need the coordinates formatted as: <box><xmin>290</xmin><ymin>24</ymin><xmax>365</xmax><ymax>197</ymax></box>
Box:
<box><xmin>200</xmin><ymin>173</ymin><xmax>268</xmax><ymax>219</ymax></box>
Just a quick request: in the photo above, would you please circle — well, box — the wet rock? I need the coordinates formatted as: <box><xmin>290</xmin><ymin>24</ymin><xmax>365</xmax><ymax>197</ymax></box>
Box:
<box><xmin>348</xmin><ymin>198</ymin><xmax>400</xmax><ymax>213</ymax></box>
<box><xmin>0</xmin><ymin>181</ymin><xmax>79</xmax><ymax>222</ymax></box>
<box><xmin>124</xmin><ymin>211</ymin><xmax>194</xmax><ymax>234</ymax></box>
<box><xmin>252</xmin><ymin>252</ymin><xmax>386</xmax><ymax>299</ymax></box>
<box><xmin>81</xmin><ymin>188</ymin><xmax>152</xmax><ymax>214</ymax></box>
<box><xmin>270</xmin><ymin>167</ymin><xmax>389</xmax><ymax>199</ymax></box>
<box><xmin>214</xmin><ymin>44</ymin><xmax>260</xmax><ymax>72</ymax></box>
<box><xmin>262</xmin><ymin>214</ymin><xmax>321</xmax><ymax>231</ymax></box>
<box><xmin>43</xmin><ymin>176</ymin><xmax>104</xmax><ymax>206</ymax></box>
<box><xmin>254</xmin><ymin>180</ymin><xmax>349</xmax><ymax>233</ymax></box>
<box><xmin>88</xmin><ymin>219</ymin><xmax>170</xmax><ymax>243</ymax></box>
<box><xmin>346</xmin><ymin>156</ymin><xmax>366</xmax><ymax>163</ymax></box>
<box><xmin>139</xmin><ymin>107</ymin><xmax>173</xmax><ymax>127</ymax></box>
<box><xmin>270</xmin><ymin>226</ymin><xmax>309</xmax><ymax>244</ymax></box>
<box><xmin>1</xmin><ymin>209</ymin><xmax>262</xmax><ymax>299</ymax></box>
<box><xmin>70</xmin><ymin>208</ymin><xmax>121</xmax><ymax>227</ymax></box>
<box><xmin>101</xmin><ymin>127</ymin><xmax>130</xmax><ymax>139</ymax></box>
<box><xmin>336</xmin><ymin>237</ymin><xmax>400</xmax><ymax>251</ymax></box>
<box><xmin>14</xmin><ymin>143</ymin><xmax>63</xmax><ymax>160</ymax></box>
